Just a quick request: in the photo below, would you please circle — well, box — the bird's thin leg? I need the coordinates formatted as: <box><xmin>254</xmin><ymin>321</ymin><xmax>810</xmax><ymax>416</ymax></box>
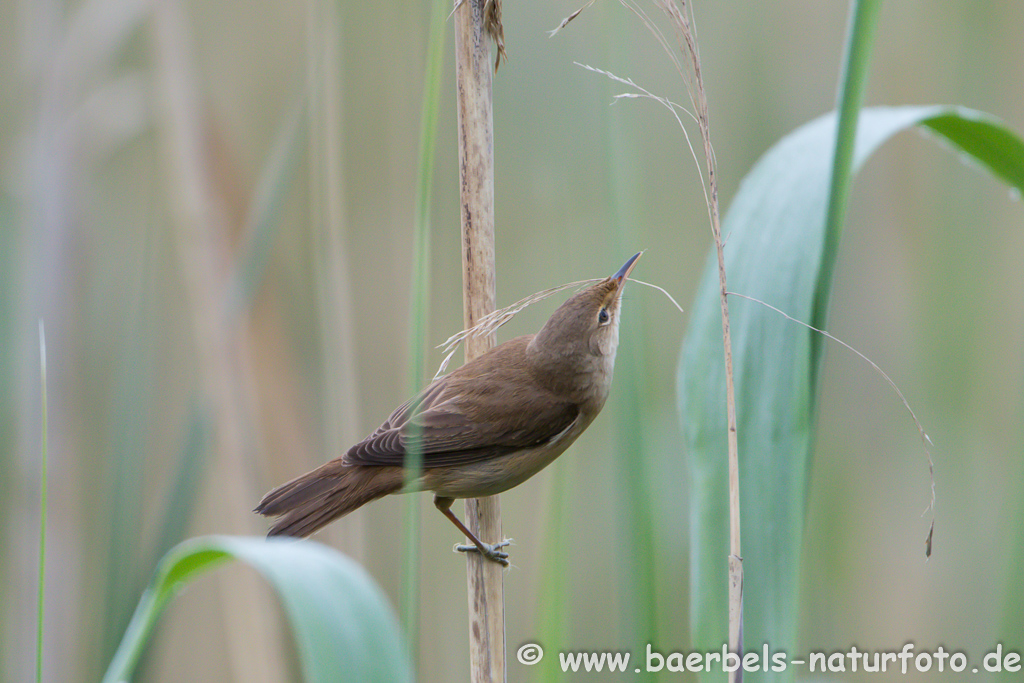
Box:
<box><xmin>434</xmin><ymin>495</ymin><xmax>510</xmax><ymax>567</ymax></box>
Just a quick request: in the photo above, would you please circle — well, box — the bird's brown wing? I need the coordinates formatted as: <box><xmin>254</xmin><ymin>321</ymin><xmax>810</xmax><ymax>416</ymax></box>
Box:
<box><xmin>345</xmin><ymin>353</ymin><xmax>579</xmax><ymax>468</ymax></box>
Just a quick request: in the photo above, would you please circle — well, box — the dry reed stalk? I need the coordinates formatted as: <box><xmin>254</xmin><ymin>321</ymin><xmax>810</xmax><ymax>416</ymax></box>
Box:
<box><xmin>545</xmin><ymin>0</ymin><xmax>743</xmax><ymax>670</ymax></box>
<box><xmin>643</xmin><ymin>0</ymin><xmax>744</xmax><ymax>677</ymax></box>
<box><xmin>453</xmin><ymin>0</ymin><xmax>506</xmax><ymax>680</ymax></box>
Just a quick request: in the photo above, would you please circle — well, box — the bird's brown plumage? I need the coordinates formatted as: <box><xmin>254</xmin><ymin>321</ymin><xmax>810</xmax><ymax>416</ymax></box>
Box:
<box><xmin>256</xmin><ymin>253</ymin><xmax>641</xmax><ymax>555</ymax></box>
<box><xmin>346</xmin><ymin>336</ymin><xmax>580</xmax><ymax>469</ymax></box>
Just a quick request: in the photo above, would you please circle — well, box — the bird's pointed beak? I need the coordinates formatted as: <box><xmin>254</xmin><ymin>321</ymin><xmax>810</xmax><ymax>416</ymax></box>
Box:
<box><xmin>611</xmin><ymin>252</ymin><xmax>642</xmax><ymax>293</ymax></box>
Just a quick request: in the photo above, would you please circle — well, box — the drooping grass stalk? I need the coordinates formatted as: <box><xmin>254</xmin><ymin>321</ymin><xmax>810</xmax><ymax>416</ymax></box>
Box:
<box><xmin>453</xmin><ymin>1</ymin><xmax>505</xmax><ymax>680</ymax></box>
<box><xmin>36</xmin><ymin>320</ymin><xmax>47</xmax><ymax>683</ymax></box>
<box><xmin>644</xmin><ymin>1</ymin><xmax>742</xmax><ymax>675</ymax></box>
<box><xmin>617</xmin><ymin>0</ymin><xmax>743</xmax><ymax>675</ymax></box>
<box><xmin>401</xmin><ymin>0</ymin><xmax>448</xmax><ymax>664</ymax></box>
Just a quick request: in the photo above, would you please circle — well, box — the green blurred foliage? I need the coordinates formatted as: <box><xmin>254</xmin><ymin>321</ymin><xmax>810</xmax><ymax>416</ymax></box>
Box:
<box><xmin>682</xmin><ymin>103</ymin><xmax>1024</xmax><ymax>683</ymax></box>
<box><xmin>2</xmin><ymin>1</ymin><xmax>1022</xmax><ymax>681</ymax></box>
<box><xmin>103</xmin><ymin>537</ymin><xmax>412</xmax><ymax>683</ymax></box>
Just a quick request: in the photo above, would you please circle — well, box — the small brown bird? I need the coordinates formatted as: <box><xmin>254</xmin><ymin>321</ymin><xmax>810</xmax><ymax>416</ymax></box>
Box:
<box><xmin>256</xmin><ymin>252</ymin><xmax>641</xmax><ymax>565</ymax></box>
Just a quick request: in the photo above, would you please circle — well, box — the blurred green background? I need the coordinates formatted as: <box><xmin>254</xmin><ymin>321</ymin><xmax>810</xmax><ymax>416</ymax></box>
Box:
<box><xmin>2</xmin><ymin>0</ymin><xmax>1022</xmax><ymax>681</ymax></box>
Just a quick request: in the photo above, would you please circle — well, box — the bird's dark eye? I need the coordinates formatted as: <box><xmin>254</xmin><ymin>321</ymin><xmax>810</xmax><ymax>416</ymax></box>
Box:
<box><xmin>598</xmin><ymin>307</ymin><xmax>610</xmax><ymax>324</ymax></box>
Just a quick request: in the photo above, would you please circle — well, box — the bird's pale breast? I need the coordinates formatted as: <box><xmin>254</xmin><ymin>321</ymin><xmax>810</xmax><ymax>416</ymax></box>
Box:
<box><xmin>422</xmin><ymin>412</ymin><xmax>594</xmax><ymax>498</ymax></box>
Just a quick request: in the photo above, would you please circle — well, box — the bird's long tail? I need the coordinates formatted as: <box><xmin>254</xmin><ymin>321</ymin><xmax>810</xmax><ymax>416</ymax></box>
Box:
<box><xmin>255</xmin><ymin>462</ymin><xmax>404</xmax><ymax>538</ymax></box>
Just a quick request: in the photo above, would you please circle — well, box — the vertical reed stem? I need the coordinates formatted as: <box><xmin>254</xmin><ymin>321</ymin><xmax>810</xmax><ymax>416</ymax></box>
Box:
<box><xmin>453</xmin><ymin>0</ymin><xmax>505</xmax><ymax>681</ymax></box>
<box><xmin>653</xmin><ymin>1</ymin><xmax>742</xmax><ymax>677</ymax></box>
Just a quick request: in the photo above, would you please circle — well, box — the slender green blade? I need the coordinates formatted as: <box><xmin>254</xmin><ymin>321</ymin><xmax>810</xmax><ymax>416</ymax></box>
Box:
<box><xmin>0</xmin><ymin>194</ymin><xmax>11</xmax><ymax>673</ymax></box>
<box><xmin>815</xmin><ymin>0</ymin><xmax>882</xmax><ymax>331</ymax></box>
<box><xmin>685</xmin><ymin>0</ymin><xmax>883</xmax><ymax>659</ymax></box>
<box><xmin>36</xmin><ymin>321</ymin><xmax>48</xmax><ymax>683</ymax></box>
<box><xmin>226</xmin><ymin>92</ymin><xmax>308</xmax><ymax>318</ymax></box>
<box><xmin>680</xmin><ymin>105</ymin><xmax>1024</xmax><ymax>681</ymax></box>
<box><xmin>103</xmin><ymin>536</ymin><xmax>412</xmax><ymax>683</ymax></box>
<box><xmin>534</xmin><ymin>460</ymin><xmax>570</xmax><ymax>683</ymax></box>
<box><xmin>603</xmin><ymin>22</ymin><xmax>659</xmax><ymax>673</ymax></box>
<box><xmin>147</xmin><ymin>405</ymin><xmax>212</xmax><ymax>569</ymax></box>
<box><xmin>1002</xmin><ymin>500</ymin><xmax>1024</xmax><ymax>682</ymax></box>
<box><xmin>99</xmin><ymin>242</ymin><xmax>155</xmax><ymax>674</ymax></box>
<box><xmin>401</xmin><ymin>0</ymin><xmax>447</xmax><ymax>662</ymax></box>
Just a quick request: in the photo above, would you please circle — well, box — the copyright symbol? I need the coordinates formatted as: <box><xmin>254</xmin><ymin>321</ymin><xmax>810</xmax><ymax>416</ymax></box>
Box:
<box><xmin>517</xmin><ymin>643</ymin><xmax>544</xmax><ymax>665</ymax></box>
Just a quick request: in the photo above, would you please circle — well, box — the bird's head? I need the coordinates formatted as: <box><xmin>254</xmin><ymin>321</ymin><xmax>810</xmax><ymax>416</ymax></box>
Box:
<box><xmin>529</xmin><ymin>252</ymin><xmax>641</xmax><ymax>401</ymax></box>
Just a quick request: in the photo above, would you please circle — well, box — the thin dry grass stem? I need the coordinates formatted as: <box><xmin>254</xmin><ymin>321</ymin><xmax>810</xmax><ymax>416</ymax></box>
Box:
<box><xmin>612</xmin><ymin>0</ymin><xmax>742</xmax><ymax>675</ymax></box>
<box><xmin>554</xmin><ymin>1</ymin><xmax>718</xmax><ymax>201</ymax></box>
<box><xmin>618</xmin><ymin>0</ymin><xmax>684</xmax><ymax>76</ymax></box>
<box><xmin>552</xmin><ymin>0</ymin><xmax>682</xmax><ymax>76</ymax></box>
<box><xmin>434</xmin><ymin>275</ymin><xmax>685</xmax><ymax>380</ymax></box>
<box><xmin>576</xmin><ymin>62</ymin><xmax>710</xmax><ymax>227</ymax></box>
<box><xmin>630</xmin><ymin>278</ymin><xmax>685</xmax><ymax>314</ymax></box>
<box><xmin>434</xmin><ymin>279</ymin><xmax>598</xmax><ymax>378</ymax></box>
<box><xmin>727</xmin><ymin>291</ymin><xmax>938</xmax><ymax>558</ymax></box>
<box><xmin>644</xmin><ymin>6</ymin><xmax>747</xmax><ymax>669</ymax></box>
<box><xmin>549</xmin><ymin>0</ymin><xmax>597</xmax><ymax>36</ymax></box>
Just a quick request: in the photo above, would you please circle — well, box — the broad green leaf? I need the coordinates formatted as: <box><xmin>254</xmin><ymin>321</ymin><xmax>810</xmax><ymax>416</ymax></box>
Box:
<box><xmin>679</xmin><ymin>105</ymin><xmax>1024</xmax><ymax>679</ymax></box>
<box><xmin>103</xmin><ymin>536</ymin><xmax>412</xmax><ymax>683</ymax></box>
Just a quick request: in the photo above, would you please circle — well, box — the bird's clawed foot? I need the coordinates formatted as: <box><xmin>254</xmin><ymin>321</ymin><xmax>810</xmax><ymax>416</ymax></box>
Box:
<box><xmin>455</xmin><ymin>539</ymin><xmax>512</xmax><ymax>567</ymax></box>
